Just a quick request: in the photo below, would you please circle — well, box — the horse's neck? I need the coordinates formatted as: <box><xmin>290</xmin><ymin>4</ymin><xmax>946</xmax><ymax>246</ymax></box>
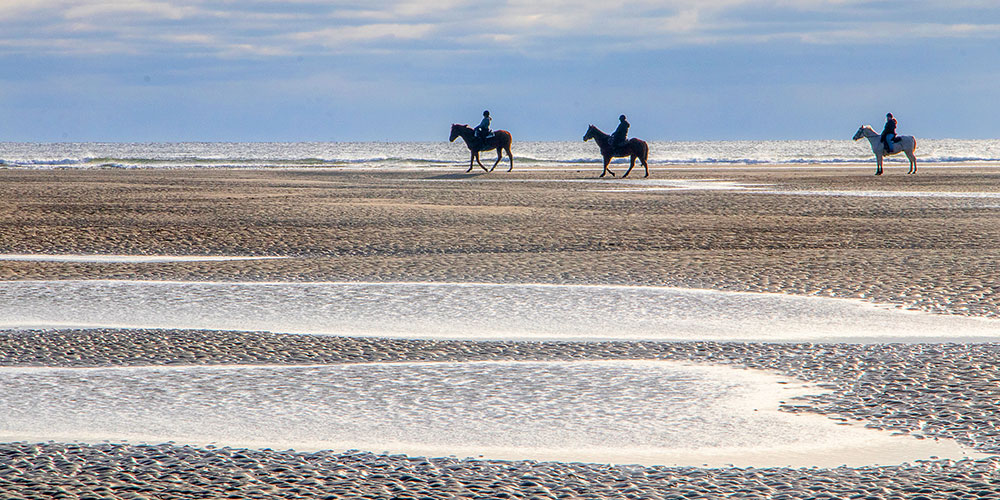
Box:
<box><xmin>459</xmin><ymin>128</ymin><xmax>477</xmax><ymax>146</ymax></box>
<box><xmin>864</xmin><ymin>131</ymin><xmax>887</xmax><ymax>154</ymax></box>
<box><xmin>591</xmin><ymin>128</ymin><xmax>610</xmax><ymax>147</ymax></box>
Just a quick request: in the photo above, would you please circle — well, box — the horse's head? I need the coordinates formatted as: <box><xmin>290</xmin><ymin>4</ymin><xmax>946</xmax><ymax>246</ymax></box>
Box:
<box><xmin>583</xmin><ymin>124</ymin><xmax>597</xmax><ymax>142</ymax></box>
<box><xmin>853</xmin><ymin>125</ymin><xmax>872</xmax><ymax>141</ymax></box>
<box><xmin>449</xmin><ymin>124</ymin><xmax>466</xmax><ymax>142</ymax></box>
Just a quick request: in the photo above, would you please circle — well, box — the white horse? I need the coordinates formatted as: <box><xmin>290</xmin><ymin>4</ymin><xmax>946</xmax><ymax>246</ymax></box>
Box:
<box><xmin>853</xmin><ymin>125</ymin><xmax>917</xmax><ymax>175</ymax></box>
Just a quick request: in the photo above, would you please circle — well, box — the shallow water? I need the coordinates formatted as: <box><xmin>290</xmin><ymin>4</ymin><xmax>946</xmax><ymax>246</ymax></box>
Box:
<box><xmin>1</xmin><ymin>280</ymin><xmax>997</xmax><ymax>342</ymax></box>
<box><xmin>589</xmin><ymin>179</ymin><xmax>1000</xmax><ymax>199</ymax></box>
<box><xmin>0</xmin><ymin>254</ymin><xmax>287</xmax><ymax>263</ymax></box>
<box><xmin>0</xmin><ymin>360</ymin><xmax>980</xmax><ymax>467</ymax></box>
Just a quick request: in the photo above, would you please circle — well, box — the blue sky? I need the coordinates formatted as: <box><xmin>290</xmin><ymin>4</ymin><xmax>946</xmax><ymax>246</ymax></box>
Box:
<box><xmin>0</xmin><ymin>1</ymin><xmax>998</xmax><ymax>141</ymax></box>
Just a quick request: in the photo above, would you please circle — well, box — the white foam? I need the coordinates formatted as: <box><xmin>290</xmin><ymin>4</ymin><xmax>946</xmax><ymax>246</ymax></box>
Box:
<box><xmin>0</xmin><ymin>360</ymin><xmax>980</xmax><ymax>467</ymax></box>
<box><xmin>0</xmin><ymin>254</ymin><xmax>287</xmax><ymax>263</ymax></box>
<box><xmin>0</xmin><ymin>280</ymin><xmax>996</xmax><ymax>342</ymax></box>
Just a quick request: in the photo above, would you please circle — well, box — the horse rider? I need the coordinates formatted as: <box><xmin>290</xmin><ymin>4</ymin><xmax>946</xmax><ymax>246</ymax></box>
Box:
<box><xmin>881</xmin><ymin>113</ymin><xmax>897</xmax><ymax>153</ymax></box>
<box><xmin>474</xmin><ymin>110</ymin><xmax>492</xmax><ymax>145</ymax></box>
<box><xmin>611</xmin><ymin>114</ymin><xmax>629</xmax><ymax>149</ymax></box>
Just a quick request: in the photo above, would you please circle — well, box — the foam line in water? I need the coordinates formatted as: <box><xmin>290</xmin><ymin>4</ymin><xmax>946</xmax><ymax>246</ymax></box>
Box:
<box><xmin>0</xmin><ymin>280</ymin><xmax>998</xmax><ymax>342</ymax></box>
<box><xmin>0</xmin><ymin>360</ymin><xmax>982</xmax><ymax>467</ymax></box>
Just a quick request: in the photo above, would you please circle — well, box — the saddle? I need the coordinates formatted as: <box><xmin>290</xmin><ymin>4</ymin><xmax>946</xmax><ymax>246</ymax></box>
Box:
<box><xmin>883</xmin><ymin>136</ymin><xmax>902</xmax><ymax>153</ymax></box>
<box><xmin>476</xmin><ymin>133</ymin><xmax>495</xmax><ymax>148</ymax></box>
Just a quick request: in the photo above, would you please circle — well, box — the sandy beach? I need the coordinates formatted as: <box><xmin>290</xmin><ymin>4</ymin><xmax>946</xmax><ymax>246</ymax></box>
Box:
<box><xmin>3</xmin><ymin>164</ymin><xmax>1000</xmax><ymax>498</ymax></box>
<box><xmin>2</xmin><ymin>166</ymin><xmax>999</xmax><ymax>316</ymax></box>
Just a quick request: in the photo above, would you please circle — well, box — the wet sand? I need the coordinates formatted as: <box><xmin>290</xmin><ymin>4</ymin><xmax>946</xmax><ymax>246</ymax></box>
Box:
<box><xmin>2</xmin><ymin>164</ymin><xmax>1000</xmax><ymax>498</ymax></box>
<box><xmin>2</xmin><ymin>166</ymin><xmax>999</xmax><ymax>316</ymax></box>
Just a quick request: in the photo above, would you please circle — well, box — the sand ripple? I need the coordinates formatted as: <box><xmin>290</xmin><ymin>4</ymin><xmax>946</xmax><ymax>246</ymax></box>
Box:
<box><xmin>0</xmin><ymin>442</ymin><xmax>998</xmax><ymax>499</ymax></box>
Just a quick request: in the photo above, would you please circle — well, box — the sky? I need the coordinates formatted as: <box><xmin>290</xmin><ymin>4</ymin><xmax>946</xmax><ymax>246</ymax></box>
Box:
<box><xmin>0</xmin><ymin>1</ymin><xmax>998</xmax><ymax>142</ymax></box>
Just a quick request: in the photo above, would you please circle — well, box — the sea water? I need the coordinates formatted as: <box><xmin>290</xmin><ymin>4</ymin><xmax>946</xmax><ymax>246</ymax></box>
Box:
<box><xmin>2</xmin><ymin>139</ymin><xmax>1000</xmax><ymax>170</ymax></box>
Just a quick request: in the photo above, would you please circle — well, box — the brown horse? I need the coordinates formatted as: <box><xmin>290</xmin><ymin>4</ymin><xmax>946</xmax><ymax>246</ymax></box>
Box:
<box><xmin>449</xmin><ymin>124</ymin><xmax>514</xmax><ymax>173</ymax></box>
<box><xmin>583</xmin><ymin>124</ymin><xmax>649</xmax><ymax>178</ymax></box>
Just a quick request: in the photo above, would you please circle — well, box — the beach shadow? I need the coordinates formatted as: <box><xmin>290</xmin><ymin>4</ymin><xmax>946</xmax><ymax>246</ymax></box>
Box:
<box><xmin>426</xmin><ymin>172</ymin><xmax>488</xmax><ymax>180</ymax></box>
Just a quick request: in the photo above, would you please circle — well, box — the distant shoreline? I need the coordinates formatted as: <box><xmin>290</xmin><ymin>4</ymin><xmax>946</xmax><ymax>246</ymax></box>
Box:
<box><xmin>2</xmin><ymin>140</ymin><xmax>1000</xmax><ymax>170</ymax></box>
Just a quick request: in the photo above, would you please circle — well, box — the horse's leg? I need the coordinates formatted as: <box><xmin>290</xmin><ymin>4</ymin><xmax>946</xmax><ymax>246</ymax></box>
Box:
<box><xmin>475</xmin><ymin>152</ymin><xmax>488</xmax><ymax>172</ymax></box>
<box><xmin>467</xmin><ymin>153</ymin><xmax>474</xmax><ymax>173</ymax></box>
<box><xmin>642</xmin><ymin>154</ymin><xmax>649</xmax><ymax>178</ymax></box>
<box><xmin>506</xmin><ymin>146</ymin><xmax>513</xmax><ymax>172</ymax></box>
<box><xmin>600</xmin><ymin>156</ymin><xmax>615</xmax><ymax>178</ymax></box>
<box><xmin>906</xmin><ymin>150</ymin><xmax>916</xmax><ymax>174</ymax></box>
<box><xmin>622</xmin><ymin>155</ymin><xmax>636</xmax><ymax>178</ymax></box>
<box><xmin>490</xmin><ymin>149</ymin><xmax>502</xmax><ymax>172</ymax></box>
<box><xmin>875</xmin><ymin>155</ymin><xmax>883</xmax><ymax>176</ymax></box>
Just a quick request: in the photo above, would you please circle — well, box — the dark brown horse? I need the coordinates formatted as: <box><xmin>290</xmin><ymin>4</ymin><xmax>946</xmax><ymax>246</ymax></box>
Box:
<box><xmin>450</xmin><ymin>124</ymin><xmax>514</xmax><ymax>173</ymax></box>
<box><xmin>583</xmin><ymin>124</ymin><xmax>649</xmax><ymax>178</ymax></box>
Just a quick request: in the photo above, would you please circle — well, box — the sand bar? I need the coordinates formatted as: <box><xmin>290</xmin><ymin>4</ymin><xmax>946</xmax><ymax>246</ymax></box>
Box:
<box><xmin>2</xmin><ymin>166</ymin><xmax>999</xmax><ymax>318</ymax></box>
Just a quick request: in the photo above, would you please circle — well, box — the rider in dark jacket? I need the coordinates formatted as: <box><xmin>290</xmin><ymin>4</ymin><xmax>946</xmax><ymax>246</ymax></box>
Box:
<box><xmin>611</xmin><ymin>114</ymin><xmax>629</xmax><ymax>148</ymax></box>
<box><xmin>475</xmin><ymin>110</ymin><xmax>492</xmax><ymax>142</ymax></box>
<box><xmin>881</xmin><ymin>113</ymin><xmax>897</xmax><ymax>153</ymax></box>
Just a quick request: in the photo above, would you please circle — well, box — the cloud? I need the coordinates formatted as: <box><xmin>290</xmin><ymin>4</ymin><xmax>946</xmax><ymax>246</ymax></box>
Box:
<box><xmin>0</xmin><ymin>0</ymin><xmax>997</xmax><ymax>59</ymax></box>
<box><xmin>63</xmin><ymin>0</ymin><xmax>201</xmax><ymax>21</ymax></box>
<box><xmin>290</xmin><ymin>23</ymin><xmax>437</xmax><ymax>45</ymax></box>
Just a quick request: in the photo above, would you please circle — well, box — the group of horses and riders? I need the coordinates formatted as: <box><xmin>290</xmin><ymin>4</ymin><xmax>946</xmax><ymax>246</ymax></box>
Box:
<box><xmin>450</xmin><ymin>111</ymin><xmax>649</xmax><ymax>178</ymax></box>
<box><xmin>451</xmin><ymin>110</ymin><xmax>916</xmax><ymax>177</ymax></box>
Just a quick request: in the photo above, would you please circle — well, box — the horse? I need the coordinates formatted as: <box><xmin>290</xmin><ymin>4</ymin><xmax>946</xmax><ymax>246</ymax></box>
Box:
<box><xmin>582</xmin><ymin>125</ymin><xmax>649</xmax><ymax>178</ymax></box>
<box><xmin>449</xmin><ymin>124</ymin><xmax>514</xmax><ymax>173</ymax></box>
<box><xmin>853</xmin><ymin>125</ymin><xmax>917</xmax><ymax>175</ymax></box>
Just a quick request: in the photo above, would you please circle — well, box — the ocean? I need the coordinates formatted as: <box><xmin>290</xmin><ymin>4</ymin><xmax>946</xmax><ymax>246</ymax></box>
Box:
<box><xmin>2</xmin><ymin>139</ymin><xmax>1000</xmax><ymax>169</ymax></box>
